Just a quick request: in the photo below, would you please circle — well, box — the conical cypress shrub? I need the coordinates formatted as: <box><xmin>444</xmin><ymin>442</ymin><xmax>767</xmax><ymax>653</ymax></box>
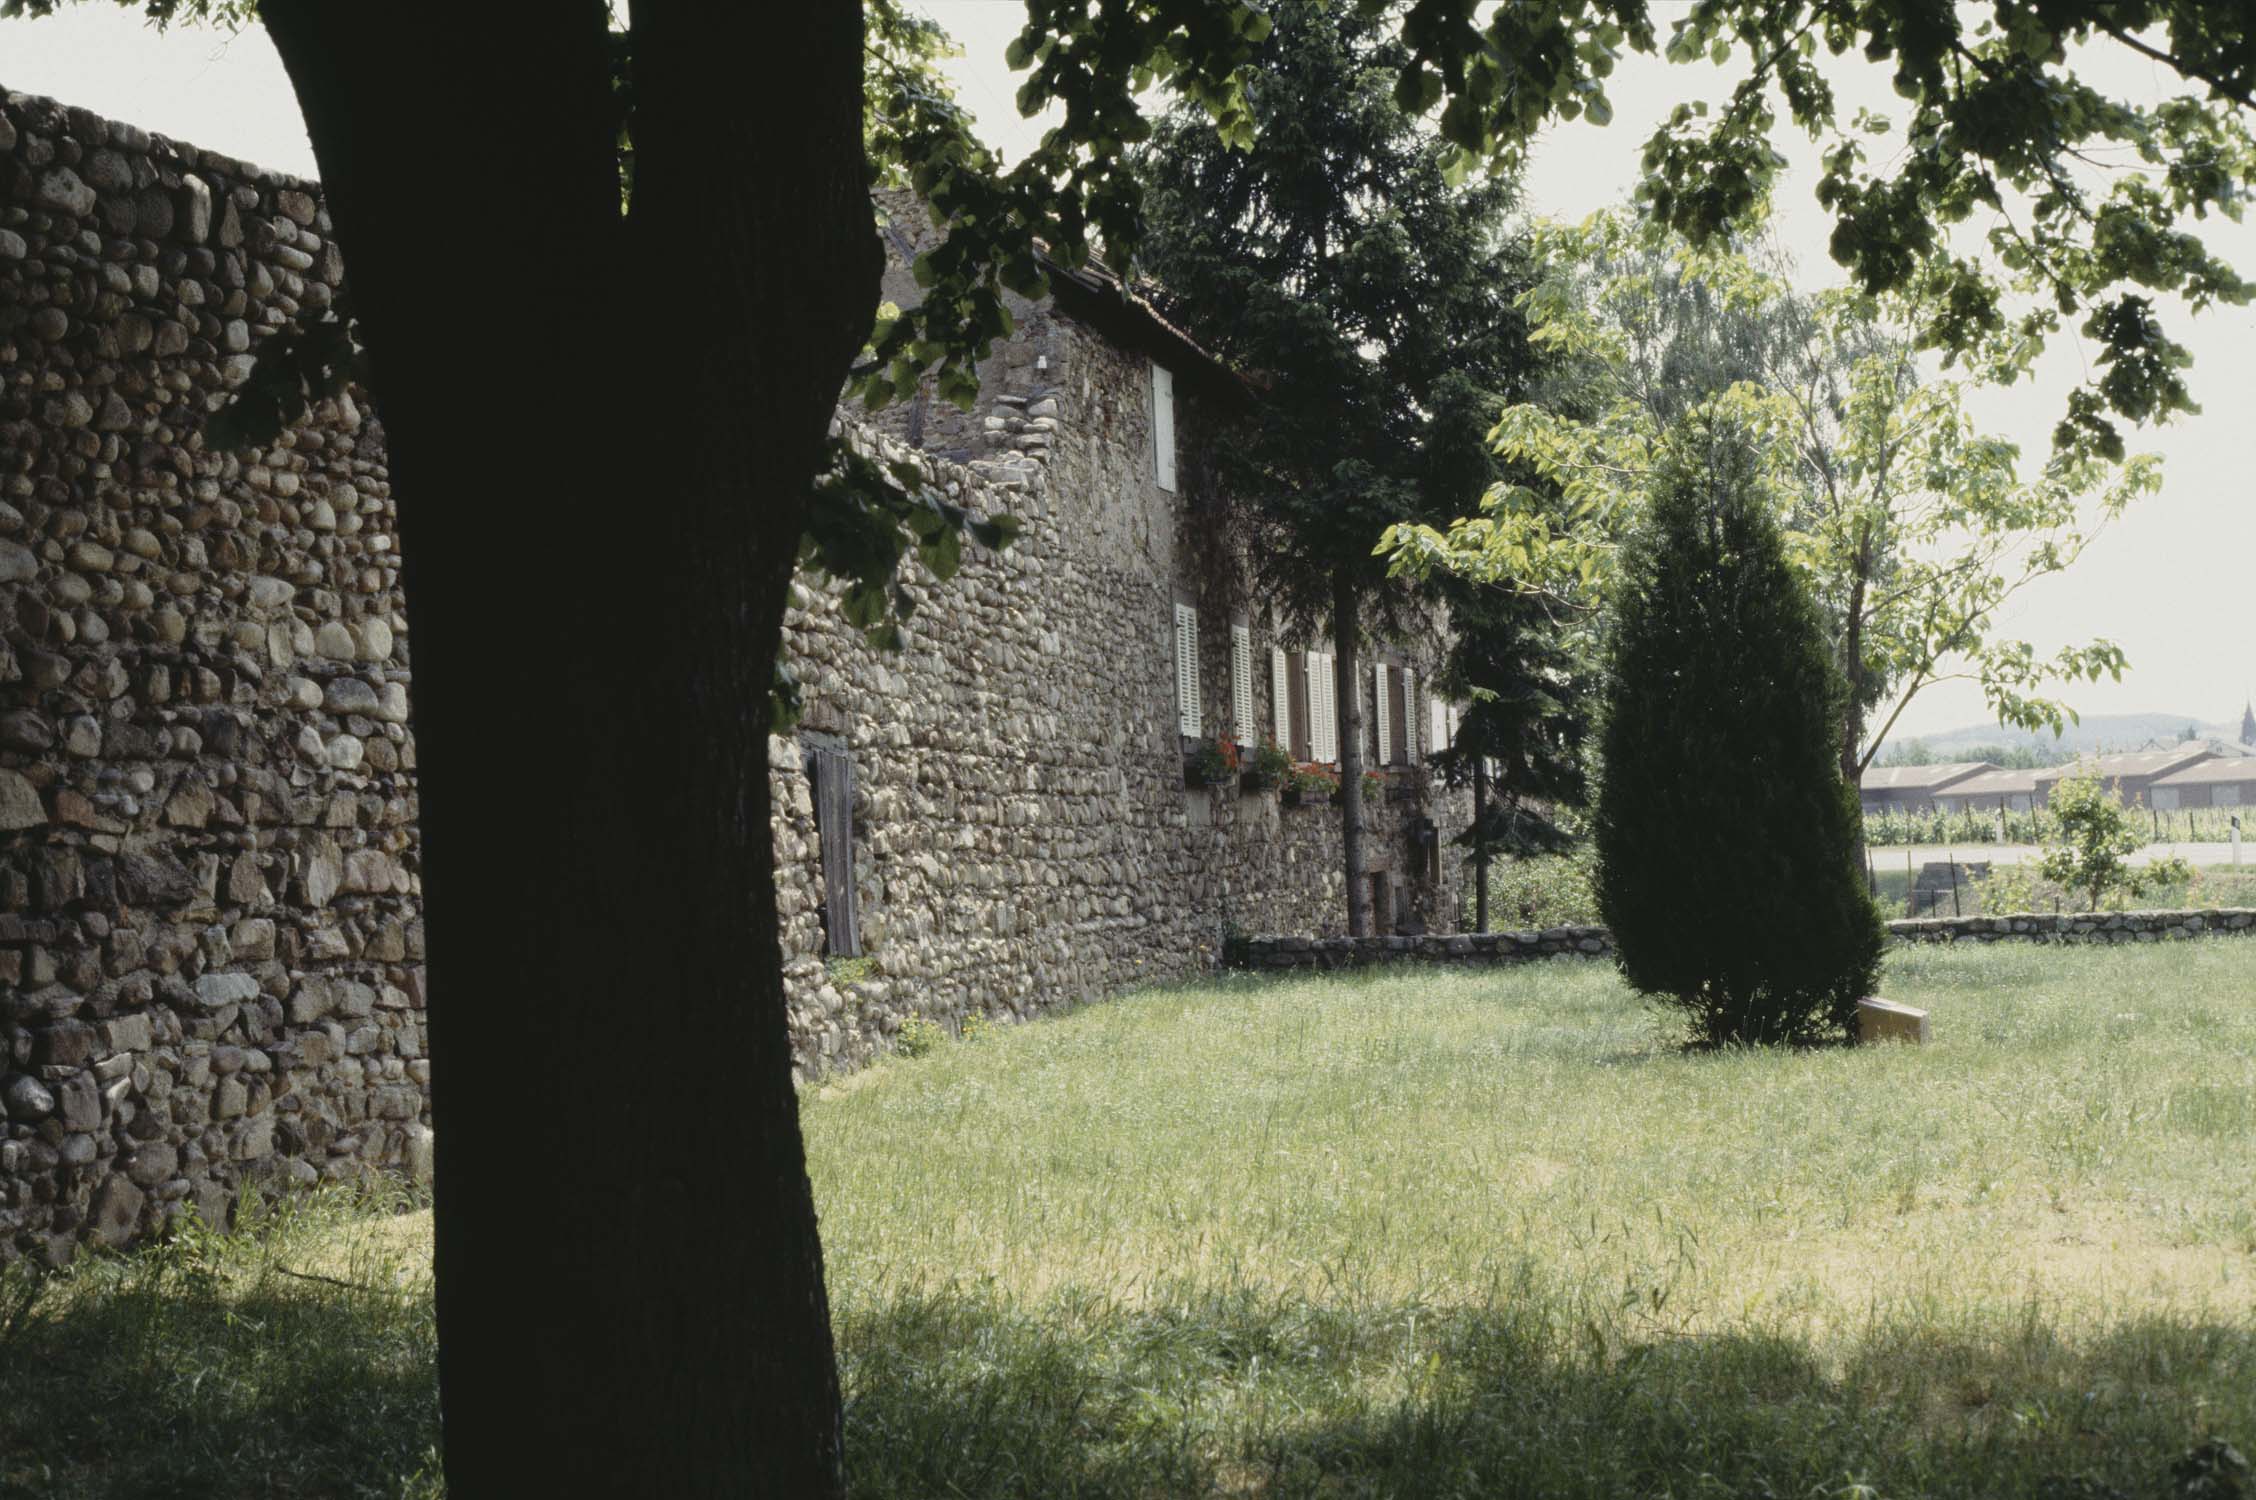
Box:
<box><xmin>1593</xmin><ymin>415</ymin><xmax>1885</xmax><ymax>1045</ymax></box>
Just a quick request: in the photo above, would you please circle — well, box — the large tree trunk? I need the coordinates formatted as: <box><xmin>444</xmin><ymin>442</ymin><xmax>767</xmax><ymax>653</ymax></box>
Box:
<box><xmin>1332</xmin><ymin>573</ymin><xmax>1371</xmax><ymax>936</ymax></box>
<box><xmin>1472</xmin><ymin>755</ymin><xmax>1490</xmax><ymax>933</ymax></box>
<box><xmin>262</xmin><ymin>2</ymin><xmax>875</xmax><ymax>1494</ymax></box>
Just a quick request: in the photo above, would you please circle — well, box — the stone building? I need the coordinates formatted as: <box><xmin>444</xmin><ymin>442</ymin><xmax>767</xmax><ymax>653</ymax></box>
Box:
<box><xmin>770</xmin><ymin>197</ymin><xmax>1473</xmax><ymax>1076</ymax></box>
<box><xmin>0</xmin><ymin>96</ymin><xmax>1471</xmax><ymax>1253</ymax></box>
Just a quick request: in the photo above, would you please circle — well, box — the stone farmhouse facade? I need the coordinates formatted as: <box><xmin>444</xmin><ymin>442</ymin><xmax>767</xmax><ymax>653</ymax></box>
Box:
<box><xmin>0</xmin><ymin>96</ymin><xmax>1470</xmax><ymax>1256</ymax></box>
<box><xmin>770</xmin><ymin>195</ymin><xmax>1474</xmax><ymax>1077</ymax></box>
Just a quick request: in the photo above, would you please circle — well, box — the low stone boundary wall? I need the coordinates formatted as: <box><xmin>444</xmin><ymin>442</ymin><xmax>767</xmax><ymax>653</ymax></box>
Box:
<box><xmin>1226</xmin><ymin>908</ymin><xmax>2255</xmax><ymax>971</ymax></box>
<box><xmin>1888</xmin><ymin>908</ymin><xmax>2256</xmax><ymax>944</ymax></box>
<box><xmin>1226</xmin><ymin>927</ymin><xmax>1614</xmax><ymax>971</ymax></box>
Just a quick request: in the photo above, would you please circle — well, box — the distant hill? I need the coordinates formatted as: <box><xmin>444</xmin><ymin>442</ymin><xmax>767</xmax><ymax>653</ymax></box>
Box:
<box><xmin>1888</xmin><ymin>712</ymin><xmax>2249</xmax><ymax>764</ymax></box>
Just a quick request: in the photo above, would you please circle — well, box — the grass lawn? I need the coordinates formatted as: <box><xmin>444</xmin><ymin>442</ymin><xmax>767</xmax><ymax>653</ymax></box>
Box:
<box><xmin>4</xmin><ymin>941</ymin><xmax>2251</xmax><ymax>1497</ymax></box>
<box><xmin>814</xmin><ymin>942</ymin><xmax>2256</xmax><ymax>1498</ymax></box>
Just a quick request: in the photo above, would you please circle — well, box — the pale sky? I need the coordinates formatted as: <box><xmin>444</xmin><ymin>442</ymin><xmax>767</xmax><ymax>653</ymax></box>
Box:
<box><xmin>4</xmin><ymin>3</ymin><xmax>2249</xmax><ymax>740</ymax></box>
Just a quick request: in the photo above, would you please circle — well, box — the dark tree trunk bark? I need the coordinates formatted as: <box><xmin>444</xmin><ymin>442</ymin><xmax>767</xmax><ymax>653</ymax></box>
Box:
<box><xmin>1472</xmin><ymin>755</ymin><xmax>1490</xmax><ymax>932</ymax></box>
<box><xmin>1839</xmin><ymin>534</ymin><xmax>1873</xmax><ymax>889</ymax></box>
<box><xmin>1332</xmin><ymin>572</ymin><xmax>1371</xmax><ymax>936</ymax></box>
<box><xmin>261</xmin><ymin>2</ymin><xmax>875</xmax><ymax>1494</ymax></box>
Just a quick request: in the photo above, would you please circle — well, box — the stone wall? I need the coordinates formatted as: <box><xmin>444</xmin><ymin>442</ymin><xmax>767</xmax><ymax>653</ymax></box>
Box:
<box><xmin>0</xmin><ymin>90</ymin><xmax>423</xmax><ymax>1264</ymax></box>
<box><xmin>1227</xmin><ymin>907</ymin><xmax>2256</xmax><ymax>971</ymax></box>
<box><xmin>0</xmin><ymin>94</ymin><xmax>1483</xmax><ymax>1262</ymax></box>
<box><xmin>1887</xmin><ymin>908</ymin><xmax>2256</xmax><ymax>944</ymax></box>
<box><xmin>773</xmin><ymin>403</ymin><xmax>1471</xmax><ymax>1077</ymax></box>
<box><xmin>769</xmin><ymin>195</ymin><xmax>1475</xmax><ymax>1078</ymax></box>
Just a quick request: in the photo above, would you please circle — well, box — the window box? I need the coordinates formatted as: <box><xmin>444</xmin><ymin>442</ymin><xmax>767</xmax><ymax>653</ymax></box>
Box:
<box><xmin>1184</xmin><ymin>734</ymin><xmax>1238</xmax><ymax>789</ymax></box>
<box><xmin>1239</xmin><ymin>741</ymin><xmax>1292</xmax><ymax>794</ymax></box>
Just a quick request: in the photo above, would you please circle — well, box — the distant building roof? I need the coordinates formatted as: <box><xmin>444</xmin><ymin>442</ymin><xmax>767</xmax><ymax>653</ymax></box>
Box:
<box><xmin>1946</xmin><ymin>767</ymin><xmax>2044</xmax><ymax>797</ymax></box>
<box><xmin>1859</xmin><ymin>762</ymin><xmax>1995</xmax><ymax>794</ymax></box>
<box><xmin>2033</xmin><ymin>746</ymin><xmax>2214</xmax><ymax>784</ymax></box>
<box><xmin>2152</xmin><ymin>758</ymin><xmax>2256</xmax><ymax>787</ymax></box>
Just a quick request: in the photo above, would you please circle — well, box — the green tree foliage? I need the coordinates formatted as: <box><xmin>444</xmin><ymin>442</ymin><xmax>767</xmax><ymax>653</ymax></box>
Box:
<box><xmin>1369</xmin><ymin>0</ymin><xmax>2256</xmax><ymax>467</ymax></box>
<box><xmin>1133</xmin><ymin>1</ymin><xmax>1540</xmax><ymax>642</ymax></box>
<box><xmin>1594</xmin><ymin>415</ymin><xmax>1885</xmax><ymax>1046</ymax></box>
<box><xmin>1880</xmin><ymin>737</ymin><xmax>2072</xmax><ymax>769</ymax></box>
<box><xmin>1427</xmin><ymin>578</ymin><xmax>1593</xmax><ymax>858</ymax></box>
<box><xmin>1129</xmin><ymin>0</ymin><xmax>1554</xmax><ymax>930</ymax></box>
<box><xmin>2039</xmin><ymin>771</ymin><xmax>2193</xmax><ymax>910</ymax></box>
<box><xmin>1385</xmin><ymin>212</ymin><xmax>2157</xmax><ymax>775</ymax></box>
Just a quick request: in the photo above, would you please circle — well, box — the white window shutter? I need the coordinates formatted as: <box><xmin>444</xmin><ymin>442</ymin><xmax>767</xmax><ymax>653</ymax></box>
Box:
<box><xmin>1152</xmin><ymin>362</ymin><xmax>1177</xmax><ymax>492</ymax></box>
<box><xmin>1308</xmin><ymin>651</ymin><xmax>1337</xmax><ymax>763</ymax></box>
<box><xmin>1270</xmin><ymin>645</ymin><xmax>1291</xmax><ymax>747</ymax></box>
<box><xmin>1373</xmin><ymin>662</ymin><xmax>1391</xmax><ymax>767</ymax></box>
<box><xmin>1231</xmin><ymin>623</ymin><xmax>1254</xmax><ymax>743</ymax></box>
<box><xmin>1173</xmin><ymin>603</ymin><xmax>1200</xmax><ymax>738</ymax></box>
<box><xmin>1404</xmin><ymin>668</ymin><xmax>1417</xmax><ymax>762</ymax></box>
<box><xmin>1429</xmin><ymin>696</ymin><xmax>1448</xmax><ymax>757</ymax></box>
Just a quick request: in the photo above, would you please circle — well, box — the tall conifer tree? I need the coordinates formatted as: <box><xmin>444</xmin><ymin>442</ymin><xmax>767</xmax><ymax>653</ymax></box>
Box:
<box><xmin>1595</xmin><ymin>415</ymin><xmax>1885</xmax><ymax>1045</ymax></box>
<box><xmin>1133</xmin><ymin>0</ymin><xmax>1553</xmax><ymax>933</ymax></box>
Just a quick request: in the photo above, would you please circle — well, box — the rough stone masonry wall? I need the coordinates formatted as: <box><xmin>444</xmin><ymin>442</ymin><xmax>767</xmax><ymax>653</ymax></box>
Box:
<box><xmin>1227</xmin><ymin>907</ymin><xmax>2256</xmax><ymax>971</ymax></box>
<box><xmin>773</xmin><ymin>296</ymin><xmax>1470</xmax><ymax>1077</ymax></box>
<box><xmin>0</xmin><ymin>91</ymin><xmax>423</xmax><ymax>1264</ymax></box>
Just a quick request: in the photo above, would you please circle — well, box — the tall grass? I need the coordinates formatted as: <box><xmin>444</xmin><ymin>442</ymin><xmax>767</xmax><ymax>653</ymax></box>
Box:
<box><xmin>813</xmin><ymin>942</ymin><xmax>2256</xmax><ymax>1498</ymax></box>
<box><xmin>6</xmin><ymin>944</ymin><xmax>2251</xmax><ymax>1497</ymax></box>
<box><xmin>0</xmin><ymin>1186</ymin><xmax>438</xmax><ymax>1500</ymax></box>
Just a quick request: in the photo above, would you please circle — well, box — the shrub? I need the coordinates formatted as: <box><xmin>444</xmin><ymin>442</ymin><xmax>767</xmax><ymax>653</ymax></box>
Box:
<box><xmin>1185</xmin><ymin>733</ymin><xmax>1239</xmax><ymax>787</ymax></box>
<box><xmin>2038</xmin><ymin>772</ymin><xmax>2193</xmax><ymax>911</ymax></box>
<box><xmin>1473</xmin><ymin>850</ymin><xmax>1600</xmax><ymax>929</ymax></box>
<box><xmin>1242</xmin><ymin>740</ymin><xmax>1294</xmax><ymax>789</ymax></box>
<box><xmin>896</xmin><ymin>1016</ymin><xmax>946</xmax><ymax>1059</ymax></box>
<box><xmin>1592</xmin><ymin>416</ymin><xmax>1886</xmax><ymax>1046</ymax></box>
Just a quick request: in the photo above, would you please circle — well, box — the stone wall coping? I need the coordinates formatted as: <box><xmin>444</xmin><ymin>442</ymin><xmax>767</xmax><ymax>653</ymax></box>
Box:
<box><xmin>3</xmin><ymin>87</ymin><xmax>321</xmax><ymax>195</ymax></box>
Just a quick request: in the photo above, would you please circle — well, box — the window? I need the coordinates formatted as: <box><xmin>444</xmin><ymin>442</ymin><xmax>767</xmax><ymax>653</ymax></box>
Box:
<box><xmin>2218</xmin><ymin>785</ymin><xmax>2242</xmax><ymax>808</ymax></box>
<box><xmin>1429</xmin><ymin>696</ymin><xmax>1449</xmax><ymax>757</ymax></box>
<box><xmin>1173</xmin><ymin>603</ymin><xmax>1200</xmax><ymax>738</ymax></box>
<box><xmin>1152</xmin><ymin>361</ymin><xmax>1177</xmax><ymax>492</ymax></box>
<box><xmin>1231</xmin><ymin>622</ymin><xmax>1254</xmax><ymax>744</ymax></box>
<box><xmin>1270</xmin><ymin>645</ymin><xmax>1292</xmax><ymax>748</ymax></box>
<box><xmin>1306</xmin><ymin>650</ymin><xmax>1338</xmax><ymax>762</ymax></box>
<box><xmin>804</xmin><ymin>734</ymin><xmax>861</xmax><ymax>958</ymax></box>
<box><xmin>2152</xmin><ymin>786</ymin><xmax>2181</xmax><ymax>811</ymax></box>
<box><xmin>1386</xmin><ymin>664</ymin><xmax>1409</xmax><ymax>765</ymax></box>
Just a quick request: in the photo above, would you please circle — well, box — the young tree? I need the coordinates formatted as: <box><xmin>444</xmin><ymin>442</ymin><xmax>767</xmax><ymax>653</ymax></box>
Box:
<box><xmin>2039</xmin><ymin>771</ymin><xmax>2193</xmax><ymax>910</ymax></box>
<box><xmin>1131</xmin><ymin>1</ymin><xmax>1544</xmax><ymax>935</ymax></box>
<box><xmin>11</xmin><ymin>0</ymin><xmax>2251</xmax><ymax>1490</ymax></box>
<box><xmin>1595</xmin><ymin>414</ymin><xmax>1885</xmax><ymax>1046</ymax></box>
<box><xmin>1383</xmin><ymin>213</ymin><xmax>2161</xmax><ymax>785</ymax></box>
<box><xmin>1425</xmin><ymin>577</ymin><xmax>1594</xmax><ymax>930</ymax></box>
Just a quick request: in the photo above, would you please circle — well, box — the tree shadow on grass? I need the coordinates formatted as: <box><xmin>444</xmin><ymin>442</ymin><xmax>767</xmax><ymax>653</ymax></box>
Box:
<box><xmin>837</xmin><ymin>1285</ymin><xmax>2254</xmax><ymax>1500</ymax></box>
<box><xmin>0</xmin><ymin>1235</ymin><xmax>439</xmax><ymax>1500</ymax></box>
